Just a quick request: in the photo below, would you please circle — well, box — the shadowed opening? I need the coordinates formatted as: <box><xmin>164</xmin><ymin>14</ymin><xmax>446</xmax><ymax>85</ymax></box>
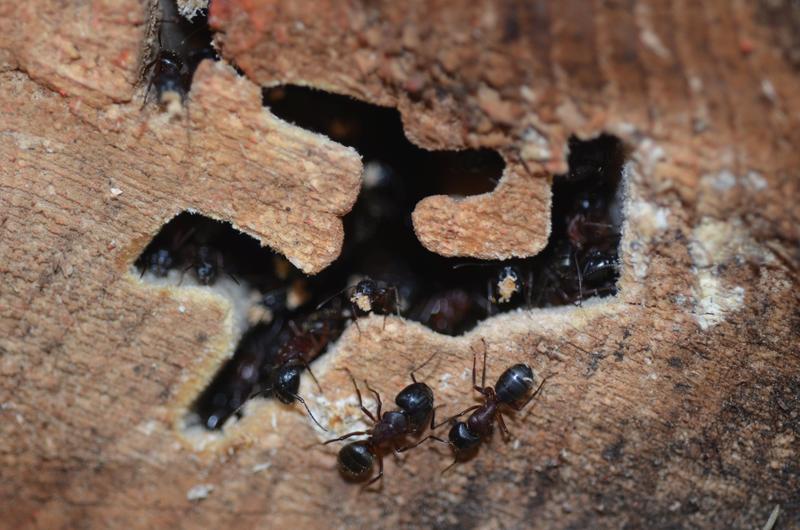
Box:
<box><xmin>138</xmin><ymin>6</ymin><xmax>626</xmax><ymax>432</ymax></box>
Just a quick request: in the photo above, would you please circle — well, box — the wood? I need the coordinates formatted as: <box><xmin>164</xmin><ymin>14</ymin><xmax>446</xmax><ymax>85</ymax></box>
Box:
<box><xmin>1</xmin><ymin>1</ymin><xmax>799</xmax><ymax>529</ymax></box>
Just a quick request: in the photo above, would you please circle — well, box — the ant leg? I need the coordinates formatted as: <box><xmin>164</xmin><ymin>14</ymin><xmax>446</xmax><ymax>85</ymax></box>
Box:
<box><xmin>410</xmin><ymin>351</ymin><xmax>439</xmax><ymax>384</ymax></box>
<box><xmin>289</xmin><ymin>320</ymin><xmax>302</xmax><ymax>336</ymax></box>
<box><xmin>350</xmin><ymin>301</ymin><xmax>362</xmax><ymax>334</ymax></box>
<box><xmin>432</xmin><ymin>405</ymin><xmax>482</xmax><ymax>429</ymax></box>
<box><xmin>178</xmin><ymin>264</ymin><xmax>192</xmax><ymax>286</ymax></box>
<box><xmin>473</xmin><ymin>339</ymin><xmax>488</xmax><ymax>392</ymax></box>
<box><xmin>395</xmin><ymin>435</ymin><xmax>449</xmax><ymax>453</ymax></box>
<box><xmin>391</xmin><ymin>286</ymin><xmax>401</xmax><ymax>317</ymax></box>
<box><xmin>322</xmin><ymin>430</ymin><xmax>370</xmax><ymax>445</ymax></box>
<box><xmin>302</xmin><ymin>360</ymin><xmax>324</xmax><ymax>393</ymax></box>
<box><xmin>341</xmin><ymin>368</ymin><xmax>376</xmax><ymax>423</ymax></box>
<box><xmin>496</xmin><ymin>412</ymin><xmax>512</xmax><ymax>442</ymax></box>
<box><xmin>363</xmin><ymin>380</ymin><xmax>382</xmax><ymax>419</ymax></box>
<box><xmin>525</xmin><ymin>269</ymin><xmax>534</xmax><ymax>308</ymax></box>
<box><xmin>573</xmin><ymin>251</ymin><xmax>583</xmax><ymax>307</ymax></box>
<box><xmin>441</xmin><ymin>458</ymin><xmax>459</xmax><ymax>475</ymax></box>
<box><xmin>291</xmin><ymin>394</ymin><xmax>327</xmax><ymax>432</ymax></box>
<box><xmin>486</xmin><ymin>278</ymin><xmax>494</xmax><ymax>316</ymax></box>
<box><xmin>140</xmin><ymin>56</ymin><xmax>159</xmax><ymax>109</ymax></box>
<box><xmin>364</xmin><ymin>454</ymin><xmax>384</xmax><ymax>489</ymax></box>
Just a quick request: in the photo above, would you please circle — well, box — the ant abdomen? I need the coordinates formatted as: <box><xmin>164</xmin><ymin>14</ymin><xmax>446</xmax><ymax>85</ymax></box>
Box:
<box><xmin>338</xmin><ymin>441</ymin><xmax>375</xmax><ymax>481</ymax></box>
<box><xmin>495</xmin><ymin>364</ymin><xmax>535</xmax><ymax>405</ymax></box>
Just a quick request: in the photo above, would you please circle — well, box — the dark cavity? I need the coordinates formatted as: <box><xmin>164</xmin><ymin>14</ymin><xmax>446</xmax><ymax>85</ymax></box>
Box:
<box><xmin>134</xmin><ymin>84</ymin><xmax>625</xmax><ymax>431</ymax></box>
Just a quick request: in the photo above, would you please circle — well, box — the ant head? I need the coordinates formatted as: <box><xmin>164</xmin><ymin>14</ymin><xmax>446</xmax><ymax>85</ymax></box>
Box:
<box><xmin>195</xmin><ymin>261</ymin><xmax>217</xmax><ymax>285</ymax></box>
<box><xmin>582</xmin><ymin>249</ymin><xmax>618</xmax><ymax>284</ymax></box>
<box><xmin>498</xmin><ymin>266</ymin><xmax>519</xmax><ymax>282</ymax></box>
<box><xmin>395</xmin><ymin>382</ymin><xmax>434</xmax><ymax>432</ymax></box>
<box><xmin>337</xmin><ymin>441</ymin><xmax>374</xmax><ymax>481</ymax></box>
<box><xmin>495</xmin><ymin>363</ymin><xmax>534</xmax><ymax>405</ymax></box>
<box><xmin>148</xmin><ymin>249</ymin><xmax>173</xmax><ymax>277</ymax></box>
<box><xmin>448</xmin><ymin>421</ymin><xmax>481</xmax><ymax>452</ymax></box>
<box><xmin>272</xmin><ymin>365</ymin><xmax>301</xmax><ymax>404</ymax></box>
<box><xmin>354</xmin><ymin>279</ymin><xmax>377</xmax><ymax>298</ymax></box>
<box><xmin>261</xmin><ymin>289</ymin><xmax>288</xmax><ymax>312</ymax></box>
<box><xmin>496</xmin><ymin>266</ymin><xmax>521</xmax><ymax>303</ymax></box>
<box><xmin>158</xmin><ymin>49</ymin><xmax>182</xmax><ymax>67</ymax></box>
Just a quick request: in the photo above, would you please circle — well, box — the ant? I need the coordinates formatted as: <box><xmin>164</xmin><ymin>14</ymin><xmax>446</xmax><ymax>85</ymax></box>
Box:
<box><xmin>349</xmin><ymin>278</ymin><xmax>401</xmax><ymax>317</ymax></box>
<box><xmin>434</xmin><ymin>341</ymin><xmax>547</xmax><ymax>471</ymax></box>
<box><xmin>140</xmin><ymin>248</ymin><xmax>174</xmax><ymax>278</ymax></box>
<box><xmin>143</xmin><ymin>14</ymin><xmax>218</xmax><ymax>107</ymax></box>
<box><xmin>410</xmin><ymin>288</ymin><xmax>485</xmax><ymax>336</ymax></box>
<box><xmin>136</xmin><ymin>223</ymin><xmax>197</xmax><ymax>279</ymax></box>
<box><xmin>453</xmin><ymin>263</ymin><xmax>532</xmax><ymax>313</ymax></box>
<box><xmin>490</xmin><ymin>265</ymin><xmax>534</xmax><ymax>308</ymax></box>
<box><xmin>318</xmin><ymin>277</ymin><xmax>401</xmax><ymax>330</ymax></box>
<box><xmin>324</xmin><ymin>355</ymin><xmax>439</xmax><ymax>487</ymax></box>
<box><xmin>257</xmin><ymin>309</ymin><xmax>346</xmax><ymax>429</ymax></box>
<box><xmin>181</xmin><ymin>244</ymin><xmax>235</xmax><ymax>286</ymax></box>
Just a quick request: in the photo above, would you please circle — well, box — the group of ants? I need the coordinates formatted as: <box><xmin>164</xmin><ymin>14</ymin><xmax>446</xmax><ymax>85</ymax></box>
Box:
<box><xmin>136</xmin><ymin>251</ymin><xmax>600</xmax><ymax>488</ymax></box>
<box><xmin>137</xmin><ymin>5</ymin><xmax>623</xmax><ymax>488</ymax></box>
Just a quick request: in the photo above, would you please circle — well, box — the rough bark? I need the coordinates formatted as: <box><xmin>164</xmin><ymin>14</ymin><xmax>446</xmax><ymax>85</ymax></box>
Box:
<box><xmin>1</xmin><ymin>1</ymin><xmax>798</xmax><ymax>529</ymax></box>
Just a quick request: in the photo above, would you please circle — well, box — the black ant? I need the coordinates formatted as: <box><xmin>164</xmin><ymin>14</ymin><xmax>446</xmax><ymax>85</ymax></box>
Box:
<box><xmin>318</xmin><ymin>277</ymin><xmax>401</xmax><ymax>330</ymax></box>
<box><xmin>181</xmin><ymin>244</ymin><xmax>234</xmax><ymax>286</ymax></box>
<box><xmin>195</xmin><ymin>317</ymin><xmax>286</xmax><ymax>429</ymax></box>
<box><xmin>434</xmin><ymin>341</ymin><xmax>547</xmax><ymax>471</ymax></box>
<box><xmin>137</xmin><ymin>223</ymin><xmax>196</xmax><ymax>279</ymax></box>
<box><xmin>349</xmin><ymin>278</ymin><xmax>400</xmax><ymax>317</ymax></box>
<box><xmin>143</xmin><ymin>13</ymin><xmax>218</xmax><ymax>107</ymax></box>
<box><xmin>410</xmin><ymin>288</ymin><xmax>485</xmax><ymax>336</ymax></box>
<box><xmin>453</xmin><ymin>263</ymin><xmax>531</xmax><ymax>313</ymax></box>
<box><xmin>143</xmin><ymin>24</ymin><xmax>190</xmax><ymax>107</ymax></box>
<box><xmin>140</xmin><ymin>248</ymin><xmax>174</xmax><ymax>278</ymax></box>
<box><xmin>255</xmin><ymin>310</ymin><xmax>346</xmax><ymax>429</ymax></box>
<box><xmin>324</xmin><ymin>355</ymin><xmax>438</xmax><ymax>487</ymax></box>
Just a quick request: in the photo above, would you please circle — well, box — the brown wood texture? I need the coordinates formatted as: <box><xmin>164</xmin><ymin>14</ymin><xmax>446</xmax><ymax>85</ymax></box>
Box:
<box><xmin>1</xmin><ymin>0</ymin><xmax>799</xmax><ymax>529</ymax></box>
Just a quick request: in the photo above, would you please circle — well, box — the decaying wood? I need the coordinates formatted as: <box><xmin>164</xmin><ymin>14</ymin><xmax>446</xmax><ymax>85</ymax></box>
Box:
<box><xmin>1</xmin><ymin>1</ymin><xmax>799</xmax><ymax>529</ymax></box>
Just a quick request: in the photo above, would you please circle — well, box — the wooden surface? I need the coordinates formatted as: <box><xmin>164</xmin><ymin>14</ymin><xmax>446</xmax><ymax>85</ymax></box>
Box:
<box><xmin>1</xmin><ymin>0</ymin><xmax>799</xmax><ymax>529</ymax></box>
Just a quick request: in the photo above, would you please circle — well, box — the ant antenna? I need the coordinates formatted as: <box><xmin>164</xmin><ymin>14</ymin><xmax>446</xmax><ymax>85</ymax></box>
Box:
<box><xmin>572</xmin><ymin>251</ymin><xmax>583</xmax><ymax>307</ymax></box>
<box><xmin>452</xmin><ymin>262</ymin><xmax>497</xmax><ymax>270</ymax></box>
<box><xmin>229</xmin><ymin>387</ymin><xmax>328</xmax><ymax>432</ymax></box>
<box><xmin>409</xmin><ymin>351</ymin><xmax>439</xmax><ymax>383</ymax></box>
<box><xmin>521</xmin><ymin>375</ymin><xmax>551</xmax><ymax>421</ymax></box>
<box><xmin>315</xmin><ymin>283</ymin><xmax>356</xmax><ymax>311</ymax></box>
<box><xmin>229</xmin><ymin>387</ymin><xmax>271</xmax><ymax>419</ymax></box>
<box><xmin>291</xmin><ymin>393</ymin><xmax>328</xmax><ymax>431</ymax></box>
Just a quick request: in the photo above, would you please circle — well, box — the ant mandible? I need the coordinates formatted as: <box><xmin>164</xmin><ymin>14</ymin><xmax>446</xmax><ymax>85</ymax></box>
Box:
<box><xmin>324</xmin><ymin>354</ymin><xmax>438</xmax><ymax>487</ymax></box>
<box><xmin>435</xmin><ymin>340</ymin><xmax>547</xmax><ymax>471</ymax></box>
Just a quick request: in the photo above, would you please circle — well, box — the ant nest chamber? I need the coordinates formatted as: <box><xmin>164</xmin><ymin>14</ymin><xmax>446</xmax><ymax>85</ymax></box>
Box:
<box><xmin>1</xmin><ymin>1</ymin><xmax>798</xmax><ymax>529</ymax></box>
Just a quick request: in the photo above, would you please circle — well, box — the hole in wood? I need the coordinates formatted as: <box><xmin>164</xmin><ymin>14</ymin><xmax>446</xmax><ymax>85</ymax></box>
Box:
<box><xmin>132</xmin><ymin>124</ymin><xmax>625</xmax><ymax>433</ymax></box>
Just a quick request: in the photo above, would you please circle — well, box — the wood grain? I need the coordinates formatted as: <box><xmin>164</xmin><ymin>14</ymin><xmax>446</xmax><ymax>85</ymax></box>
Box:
<box><xmin>1</xmin><ymin>1</ymin><xmax>799</xmax><ymax>529</ymax></box>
